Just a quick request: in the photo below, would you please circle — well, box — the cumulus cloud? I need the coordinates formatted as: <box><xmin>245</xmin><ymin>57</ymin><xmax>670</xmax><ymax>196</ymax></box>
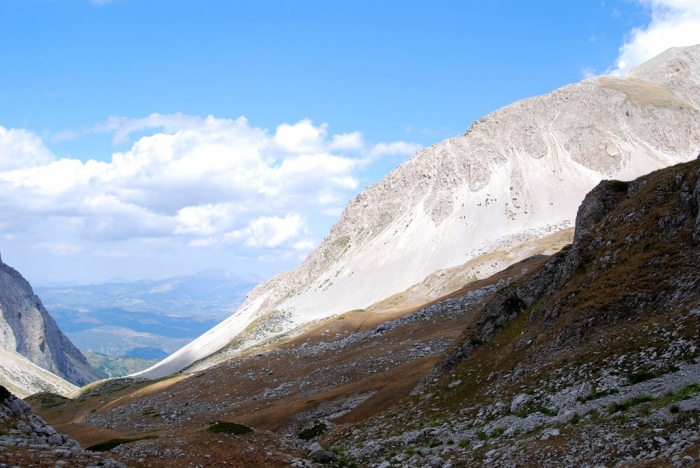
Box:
<box><xmin>0</xmin><ymin>126</ymin><xmax>54</xmax><ymax>171</ymax></box>
<box><xmin>611</xmin><ymin>0</ymin><xmax>700</xmax><ymax>75</ymax></box>
<box><xmin>0</xmin><ymin>116</ymin><xmax>420</xmax><ymax>260</ymax></box>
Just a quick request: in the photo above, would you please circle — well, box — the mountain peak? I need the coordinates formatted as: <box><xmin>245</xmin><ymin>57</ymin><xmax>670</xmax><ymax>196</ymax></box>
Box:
<box><xmin>136</xmin><ymin>44</ymin><xmax>700</xmax><ymax>380</ymax></box>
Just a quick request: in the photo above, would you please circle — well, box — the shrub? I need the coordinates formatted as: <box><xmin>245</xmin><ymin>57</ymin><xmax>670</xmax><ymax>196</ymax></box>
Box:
<box><xmin>609</xmin><ymin>395</ymin><xmax>654</xmax><ymax>413</ymax></box>
<box><xmin>629</xmin><ymin>369</ymin><xmax>661</xmax><ymax>384</ymax></box>
<box><xmin>86</xmin><ymin>436</ymin><xmax>157</xmax><ymax>452</ymax></box>
<box><xmin>458</xmin><ymin>439</ymin><xmax>470</xmax><ymax>448</ymax></box>
<box><xmin>208</xmin><ymin>421</ymin><xmax>253</xmax><ymax>435</ymax></box>
<box><xmin>576</xmin><ymin>388</ymin><xmax>619</xmax><ymax>403</ymax></box>
<box><xmin>537</xmin><ymin>407</ymin><xmax>557</xmax><ymax>417</ymax></box>
<box><xmin>298</xmin><ymin>422</ymin><xmax>327</xmax><ymax>440</ymax></box>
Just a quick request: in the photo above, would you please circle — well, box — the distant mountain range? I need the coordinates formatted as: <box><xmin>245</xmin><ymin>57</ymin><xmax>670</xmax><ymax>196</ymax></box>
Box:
<box><xmin>35</xmin><ymin>270</ymin><xmax>257</xmax><ymax>358</ymax></box>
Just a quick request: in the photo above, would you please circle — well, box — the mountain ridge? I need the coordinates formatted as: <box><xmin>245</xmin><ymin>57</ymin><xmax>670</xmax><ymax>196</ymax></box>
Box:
<box><xmin>136</xmin><ymin>45</ymin><xmax>700</xmax><ymax>380</ymax></box>
<box><xmin>26</xmin><ymin>157</ymin><xmax>700</xmax><ymax>467</ymax></box>
<box><xmin>0</xmin><ymin>255</ymin><xmax>99</xmax><ymax>392</ymax></box>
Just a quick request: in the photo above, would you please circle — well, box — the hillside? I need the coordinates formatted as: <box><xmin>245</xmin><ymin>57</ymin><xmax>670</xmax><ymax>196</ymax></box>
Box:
<box><xmin>26</xmin><ymin>158</ymin><xmax>700</xmax><ymax>467</ymax></box>
<box><xmin>0</xmin><ymin>347</ymin><xmax>77</xmax><ymax>398</ymax></box>
<box><xmin>328</xmin><ymin>157</ymin><xmax>700</xmax><ymax>466</ymax></box>
<box><xmin>0</xmin><ymin>257</ymin><xmax>100</xmax><ymax>392</ymax></box>
<box><xmin>138</xmin><ymin>44</ymin><xmax>700</xmax><ymax>380</ymax></box>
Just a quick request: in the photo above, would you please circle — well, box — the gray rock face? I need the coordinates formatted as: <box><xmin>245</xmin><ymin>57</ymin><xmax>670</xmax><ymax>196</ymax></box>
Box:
<box><xmin>0</xmin><ymin>384</ymin><xmax>126</xmax><ymax>467</ymax></box>
<box><xmin>0</xmin><ymin>256</ymin><xmax>100</xmax><ymax>387</ymax></box>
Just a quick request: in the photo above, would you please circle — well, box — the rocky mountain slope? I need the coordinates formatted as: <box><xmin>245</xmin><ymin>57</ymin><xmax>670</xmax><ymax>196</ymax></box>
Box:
<box><xmin>0</xmin><ymin>385</ymin><xmax>125</xmax><ymax>467</ymax></box>
<box><xmin>26</xmin><ymin>157</ymin><xmax>700</xmax><ymax>467</ymax></box>
<box><xmin>0</xmin><ymin>347</ymin><xmax>77</xmax><ymax>398</ymax></box>
<box><xmin>326</xmin><ymin>155</ymin><xmax>700</xmax><ymax>467</ymax></box>
<box><xmin>0</xmin><ymin>256</ymin><xmax>100</xmax><ymax>391</ymax></box>
<box><xmin>138</xmin><ymin>44</ymin><xmax>700</xmax><ymax>380</ymax></box>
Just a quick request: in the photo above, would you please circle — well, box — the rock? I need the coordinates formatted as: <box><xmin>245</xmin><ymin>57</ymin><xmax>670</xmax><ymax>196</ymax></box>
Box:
<box><xmin>51</xmin><ymin>449</ymin><xmax>72</xmax><ymax>458</ymax></box>
<box><xmin>308</xmin><ymin>449</ymin><xmax>337</xmax><ymax>463</ymax></box>
<box><xmin>307</xmin><ymin>442</ymin><xmax>323</xmax><ymax>453</ymax></box>
<box><xmin>0</xmin><ymin>260</ymin><xmax>101</xmax><ymax>393</ymax></box>
<box><xmin>510</xmin><ymin>393</ymin><xmax>531</xmax><ymax>413</ymax></box>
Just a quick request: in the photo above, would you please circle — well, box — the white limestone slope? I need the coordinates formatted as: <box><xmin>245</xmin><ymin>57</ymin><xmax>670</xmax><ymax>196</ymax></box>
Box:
<box><xmin>0</xmin><ymin>347</ymin><xmax>78</xmax><ymax>398</ymax></box>
<box><xmin>135</xmin><ymin>45</ymin><xmax>700</xmax><ymax>380</ymax></box>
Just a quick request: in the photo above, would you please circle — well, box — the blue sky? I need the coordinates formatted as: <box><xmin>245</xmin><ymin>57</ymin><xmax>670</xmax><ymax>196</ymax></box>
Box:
<box><xmin>0</xmin><ymin>0</ymin><xmax>699</xmax><ymax>284</ymax></box>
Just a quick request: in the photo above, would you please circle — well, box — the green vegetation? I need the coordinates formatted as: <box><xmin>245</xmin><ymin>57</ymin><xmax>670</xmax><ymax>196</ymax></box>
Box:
<box><xmin>577</xmin><ymin>388</ymin><xmax>619</xmax><ymax>402</ymax></box>
<box><xmin>660</xmin><ymin>384</ymin><xmax>700</xmax><ymax>405</ymax></box>
<box><xmin>37</xmin><ymin>394</ymin><xmax>71</xmax><ymax>409</ymax></box>
<box><xmin>298</xmin><ymin>422</ymin><xmax>327</xmax><ymax>440</ymax></box>
<box><xmin>84</xmin><ymin>352</ymin><xmax>159</xmax><ymax>379</ymax></box>
<box><xmin>515</xmin><ymin>405</ymin><xmax>557</xmax><ymax>418</ymax></box>
<box><xmin>207</xmin><ymin>421</ymin><xmax>253</xmax><ymax>435</ymax></box>
<box><xmin>609</xmin><ymin>395</ymin><xmax>654</xmax><ymax>413</ymax></box>
<box><xmin>628</xmin><ymin>369</ymin><xmax>663</xmax><ymax>385</ymax></box>
<box><xmin>458</xmin><ymin>439</ymin><xmax>470</xmax><ymax>448</ymax></box>
<box><xmin>86</xmin><ymin>435</ymin><xmax>157</xmax><ymax>452</ymax></box>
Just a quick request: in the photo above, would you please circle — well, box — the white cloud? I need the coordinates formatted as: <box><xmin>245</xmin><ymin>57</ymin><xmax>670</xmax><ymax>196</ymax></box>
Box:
<box><xmin>91</xmin><ymin>249</ymin><xmax>133</xmax><ymax>259</ymax></box>
<box><xmin>34</xmin><ymin>242</ymin><xmax>84</xmax><ymax>256</ymax></box>
<box><xmin>611</xmin><ymin>0</ymin><xmax>700</xmax><ymax>75</ymax></box>
<box><xmin>271</xmin><ymin>119</ymin><xmax>327</xmax><ymax>155</ymax></box>
<box><xmin>91</xmin><ymin>113</ymin><xmax>208</xmax><ymax>144</ymax></box>
<box><xmin>0</xmin><ymin>115</ymin><xmax>420</xmax><ymax>260</ymax></box>
<box><xmin>243</xmin><ymin>214</ymin><xmax>307</xmax><ymax>249</ymax></box>
<box><xmin>0</xmin><ymin>126</ymin><xmax>54</xmax><ymax>171</ymax></box>
<box><xmin>367</xmin><ymin>141</ymin><xmax>423</xmax><ymax>160</ymax></box>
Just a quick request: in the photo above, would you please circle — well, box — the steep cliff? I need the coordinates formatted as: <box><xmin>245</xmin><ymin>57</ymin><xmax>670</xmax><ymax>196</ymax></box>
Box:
<box><xmin>0</xmin><ymin>256</ymin><xmax>100</xmax><ymax>389</ymax></box>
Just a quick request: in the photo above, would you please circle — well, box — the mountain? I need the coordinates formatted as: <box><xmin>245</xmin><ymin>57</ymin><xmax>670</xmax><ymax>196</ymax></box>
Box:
<box><xmin>137</xmin><ymin>44</ymin><xmax>700</xmax><ymax>380</ymax></box>
<box><xmin>327</xmin><ymin>156</ymin><xmax>700</xmax><ymax>467</ymax></box>
<box><xmin>0</xmin><ymin>256</ymin><xmax>100</xmax><ymax>391</ymax></box>
<box><xmin>26</xmin><ymin>157</ymin><xmax>700</xmax><ymax>467</ymax></box>
<box><xmin>0</xmin><ymin>347</ymin><xmax>77</xmax><ymax>398</ymax></box>
<box><xmin>35</xmin><ymin>271</ymin><xmax>257</xmax><ymax>357</ymax></box>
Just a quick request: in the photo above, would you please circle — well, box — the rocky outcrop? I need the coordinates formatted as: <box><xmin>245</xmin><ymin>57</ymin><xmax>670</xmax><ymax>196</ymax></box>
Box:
<box><xmin>427</xmin><ymin>157</ymin><xmax>700</xmax><ymax>385</ymax></box>
<box><xmin>137</xmin><ymin>45</ymin><xmax>700</xmax><ymax>380</ymax></box>
<box><xmin>0</xmin><ymin>257</ymin><xmax>100</xmax><ymax>387</ymax></box>
<box><xmin>0</xmin><ymin>385</ymin><xmax>126</xmax><ymax>467</ymax></box>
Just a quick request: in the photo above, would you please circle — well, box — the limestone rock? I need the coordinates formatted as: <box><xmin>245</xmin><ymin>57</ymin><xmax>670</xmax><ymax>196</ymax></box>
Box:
<box><xmin>0</xmin><ymin>257</ymin><xmax>100</xmax><ymax>389</ymax></box>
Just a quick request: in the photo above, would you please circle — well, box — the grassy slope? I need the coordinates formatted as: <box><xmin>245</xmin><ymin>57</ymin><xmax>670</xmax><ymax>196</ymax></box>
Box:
<box><xmin>84</xmin><ymin>352</ymin><xmax>159</xmax><ymax>379</ymax></box>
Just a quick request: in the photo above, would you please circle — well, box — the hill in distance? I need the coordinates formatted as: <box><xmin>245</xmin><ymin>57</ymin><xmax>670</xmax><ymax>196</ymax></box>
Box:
<box><xmin>36</xmin><ymin>270</ymin><xmax>257</xmax><ymax>358</ymax></box>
